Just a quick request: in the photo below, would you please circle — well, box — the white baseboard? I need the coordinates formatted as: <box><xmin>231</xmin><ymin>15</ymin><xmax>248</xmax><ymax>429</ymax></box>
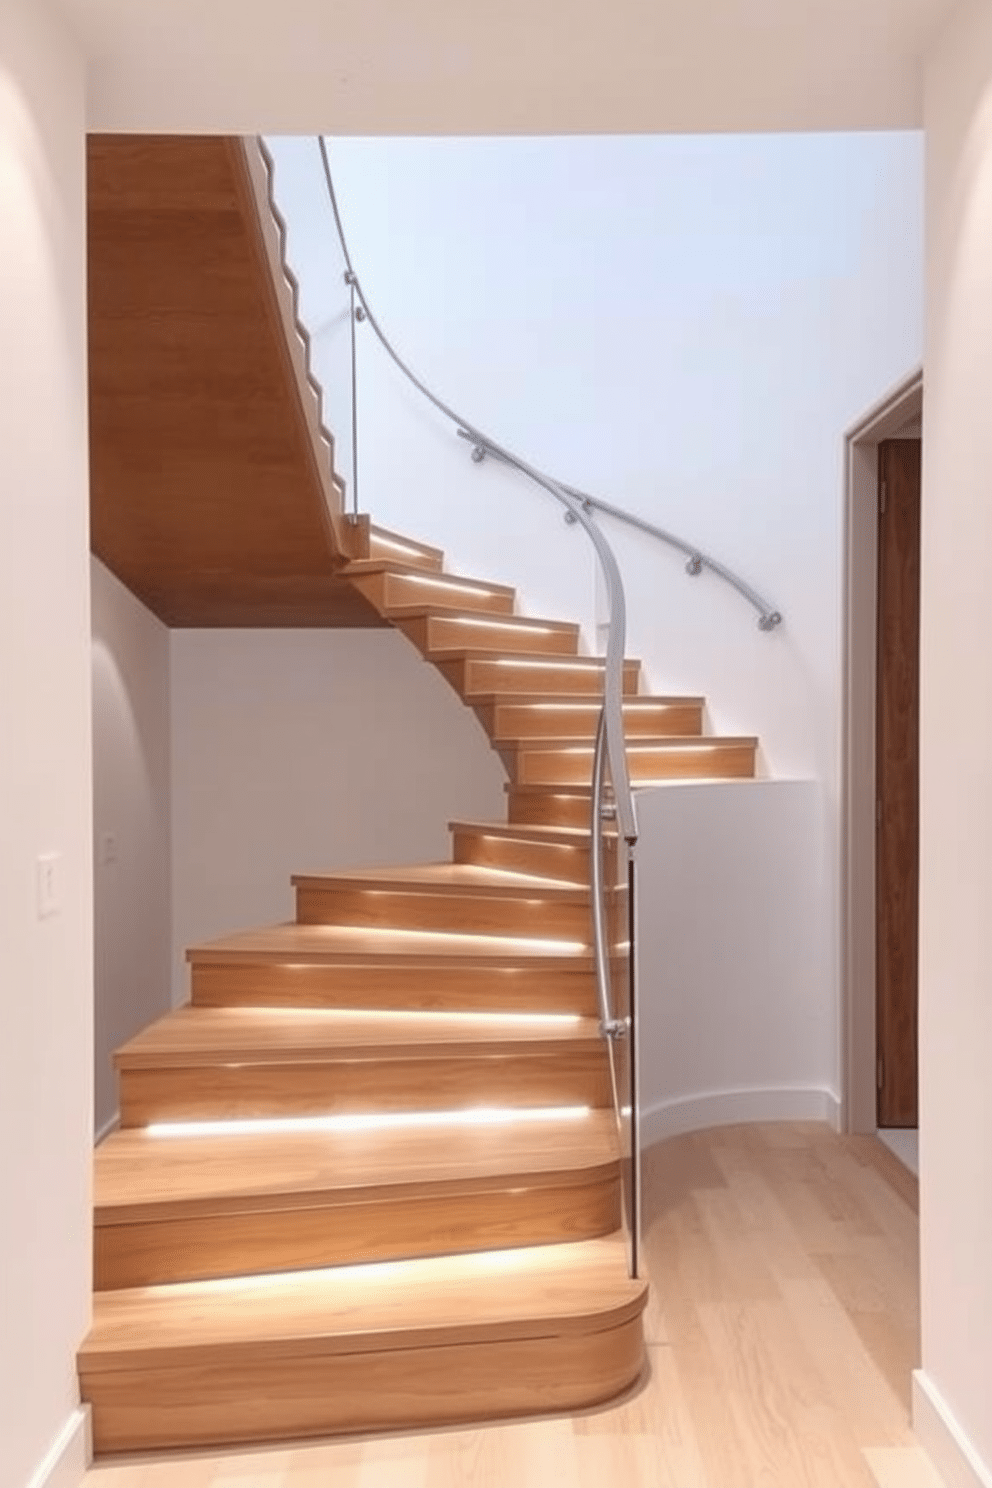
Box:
<box><xmin>640</xmin><ymin>1085</ymin><xmax>842</xmax><ymax>1145</ymax></box>
<box><xmin>24</xmin><ymin>1407</ymin><xmax>91</xmax><ymax>1488</ymax></box>
<box><xmin>94</xmin><ymin>1110</ymin><xmax>119</xmax><ymax>1147</ymax></box>
<box><xmin>913</xmin><ymin>1371</ymin><xmax>992</xmax><ymax>1488</ymax></box>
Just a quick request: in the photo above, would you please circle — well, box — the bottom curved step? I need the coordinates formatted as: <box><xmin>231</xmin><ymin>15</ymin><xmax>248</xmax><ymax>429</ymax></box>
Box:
<box><xmin>80</xmin><ymin>1232</ymin><xmax>647</xmax><ymax>1454</ymax></box>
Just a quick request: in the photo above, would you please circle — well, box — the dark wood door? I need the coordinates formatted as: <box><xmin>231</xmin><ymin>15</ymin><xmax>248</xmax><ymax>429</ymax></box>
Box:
<box><xmin>875</xmin><ymin>439</ymin><xmax>921</xmax><ymax>1127</ymax></box>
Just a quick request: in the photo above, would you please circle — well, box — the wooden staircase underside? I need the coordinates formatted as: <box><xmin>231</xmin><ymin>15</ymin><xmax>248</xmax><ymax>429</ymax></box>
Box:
<box><xmin>87</xmin><ymin>135</ymin><xmax>377</xmax><ymax>627</ymax></box>
<box><xmin>80</xmin><ymin>136</ymin><xmax>761</xmax><ymax>1455</ymax></box>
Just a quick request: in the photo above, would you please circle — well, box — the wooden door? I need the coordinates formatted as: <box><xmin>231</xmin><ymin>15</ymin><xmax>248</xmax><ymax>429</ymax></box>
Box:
<box><xmin>875</xmin><ymin>438</ymin><xmax>921</xmax><ymax>1127</ymax></box>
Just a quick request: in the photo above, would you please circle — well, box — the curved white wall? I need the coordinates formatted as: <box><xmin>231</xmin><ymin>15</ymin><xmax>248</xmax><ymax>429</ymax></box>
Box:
<box><xmin>637</xmin><ymin>780</ymin><xmax>837</xmax><ymax>1141</ymax></box>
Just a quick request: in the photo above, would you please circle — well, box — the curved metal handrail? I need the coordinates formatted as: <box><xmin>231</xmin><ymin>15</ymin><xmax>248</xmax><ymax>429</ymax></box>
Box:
<box><xmin>456</xmin><ymin>431</ymin><xmax>782</xmax><ymax>632</ymax></box>
<box><xmin>312</xmin><ymin>135</ymin><xmax>647</xmax><ymax>1274</ymax></box>
<box><xmin>316</xmin><ymin>136</ymin><xmax>636</xmax><ymax>847</ymax></box>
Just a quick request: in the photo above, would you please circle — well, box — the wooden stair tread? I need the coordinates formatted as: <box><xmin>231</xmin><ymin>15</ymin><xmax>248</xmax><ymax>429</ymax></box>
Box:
<box><xmin>395</xmin><ymin>607</ymin><xmax>575</xmax><ymax>632</ymax></box>
<box><xmin>187</xmin><ymin>922</ymin><xmax>595</xmax><ymax>966</ymax></box>
<box><xmin>449</xmin><ymin>819</ymin><xmax>595</xmax><ymax>844</ymax></box>
<box><xmin>447</xmin><ymin>819</ymin><xmax>606</xmax><ymax>884</ymax></box>
<box><xmin>472</xmin><ymin>692</ymin><xmax>703</xmax><ymax>708</ymax></box>
<box><xmin>345</xmin><ymin>564</ymin><xmax>518</xmax><ymax>616</ymax></box>
<box><xmin>342</xmin><ymin>561</ymin><xmax>514</xmax><ymax>598</ymax></box>
<box><xmin>291</xmin><ymin>862</ymin><xmax>589</xmax><ymax>899</ymax></box>
<box><xmin>430</xmin><ymin>648</ymin><xmax>627</xmax><ymax>667</ymax></box>
<box><xmin>499</xmin><ymin>734</ymin><xmax>759</xmax><ymax>752</ymax></box>
<box><xmin>507</xmin><ymin>776</ymin><xmax>758</xmax><ymax>797</ymax></box>
<box><xmin>115</xmin><ymin>1003</ymin><xmax>600</xmax><ymax>1068</ymax></box>
<box><xmin>80</xmin><ymin>1233</ymin><xmax>646</xmax><ymax>1371</ymax></box>
<box><xmin>94</xmin><ymin>1108</ymin><xmax>619</xmax><ymax>1219</ymax></box>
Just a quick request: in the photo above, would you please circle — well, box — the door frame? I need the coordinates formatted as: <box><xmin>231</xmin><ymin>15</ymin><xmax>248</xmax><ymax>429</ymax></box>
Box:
<box><xmin>842</xmin><ymin>367</ymin><xmax>922</xmax><ymax>1134</ymax></box>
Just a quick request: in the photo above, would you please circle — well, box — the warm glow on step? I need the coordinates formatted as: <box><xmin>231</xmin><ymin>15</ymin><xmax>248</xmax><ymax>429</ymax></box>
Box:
<box><xmin>446</xmin><ymin>617</ymin><xmax>557</xmax><ymax>634</ymax></box>
<box><xmin>473</xmin><ymin>833</ymin><xmax>581</xmax><ymax>854</ymax></box>
<box><xmin>547</xmin><ymin>741</ymin><xmax>726</xmax><ymax>755</ymax></box>
<box><xmin>282</xmin><ymin>926</ymin><xmax>588</xmax><ymax>953</ymax></box>
<box><xmin>213</xmin><ymin>1006</ymin><xmax>583</xmax><ymax>1027</ymax></box>
<box><xmin>490</xmin><ymin>658</ymin><xmax>605</xmax><ymax>671</ymax></box>
<box><xmin>402</xmin><ymin>574</ymin><xmax>502</xmax><ymax>597</ymax></box>
<box><xmin>147</xmin><ymin>1105</ymin><xmax>591</xmax><ymax>1139</ymax></box>
<box><xmin>373</xmin><ymin>535</ymin><xmax>432</xmax><ymax>558</ymax></box>
<box><xmin>523</xmin><ymin>701</ymin><xmax>663</xmax><ymax>711</ymax></box>
<box><xmin>154</xmin><ymin>1237</ymin><xmax>591</xmax><ymax>1297</ymax></box>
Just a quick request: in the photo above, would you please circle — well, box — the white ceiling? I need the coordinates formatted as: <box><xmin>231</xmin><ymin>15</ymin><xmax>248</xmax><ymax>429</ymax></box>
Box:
<box><xmin>54</xmin><ymin>0</ymin><xmax>962</xmax><ymax>134</ymax></box>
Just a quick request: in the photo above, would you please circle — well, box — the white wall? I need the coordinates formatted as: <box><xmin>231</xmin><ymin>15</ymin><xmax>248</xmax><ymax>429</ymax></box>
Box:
<box><xmin>169</xmin><ymin>629</ymin><xmax>506</xmax><ymax>999</ymax></box>
<box><xmin>0</xmin><ymin>6</ymin><xmax>91</xmax><ymax>1487</ymax></box>
<box><xmin>57</xmin><ymin>0</ymin><xmax>951</xmax><ymax>136</ymax></box>
<box><xmin>637</xmin><ymin>781</ymin><xmax>836</xmax><ymax>1140</ymax></box>
<box><xmin>914</xmin><ymin>4</ymin><xmax>992</xmax><ymax>1484</ymax></box>
<box><xmin>91</xmin><ymin>560</ymin><xmax>172</xmax><ymax>1138</ymax></box>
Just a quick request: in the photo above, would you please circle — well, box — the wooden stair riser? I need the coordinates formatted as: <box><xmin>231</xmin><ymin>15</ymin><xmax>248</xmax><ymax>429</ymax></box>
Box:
<box><xmin>117</xmin><ymin>1049</ymin><xmax>612</xmax><ymax>1127</ymax></box>
<box><xmin>437</xmin><ymin>656</ymin><xmax>640</xmax><ymax>698</ymax></box>
<box><xmin>480</xmin><ymin>699</ymin><xmax>704</xmax><ymax>740</ymax></box>
<box><xmin>81</xmin><ymin>1315</ymin><xmax>644</xmax><ymax>1456</ymax></box>
<box><xmin>366</xmin><ymin>527</ymin><xmax>444</xmax><ymax>571</ymax></box>
<box><xmin>451</xmin><ymin>825</ymin><xmax>609</xmax><ymax>884</ymax></box>
<box><xmin>189</xmin><ymin>960</ymin><xmax>599</xmax><ymax>1016</ymax></box>
<box><xmin>508</xmin><ymin>787</ymin><xmax>605</xmax><ymax>830</ymax></box>
<box><xmin>94</xmin><ymin>1173</ymin><xmax>621</xmax><ymax>1290</ymax></box>
<box><xmin>397</xmin><ymin>614</ymin><xmax>580</xmax><ymax>659</ymax></box>
<box><xmin>294</xmin><ymin>883</ymin><xmax>591</xmax><ymax>940</ymax></box>
<box><xmin>349</xmin><ymin>569</ymin><xmax>516</xmax><ymax>617</ymax></box>
<box><xmin>506</xmin><ymin>740</ymin><xmax>758</xmax><ymax>787</ymax></box>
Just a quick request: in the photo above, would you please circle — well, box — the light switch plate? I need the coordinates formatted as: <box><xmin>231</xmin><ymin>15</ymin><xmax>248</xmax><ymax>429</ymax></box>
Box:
<box><xmin>37</xmin><ymin>853</ymin><xmax>62</xmax><ymax>918</ymax></box>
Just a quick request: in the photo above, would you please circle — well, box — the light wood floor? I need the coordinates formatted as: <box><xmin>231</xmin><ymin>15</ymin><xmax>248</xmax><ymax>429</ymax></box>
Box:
<box><xmin>83</xmin><ymin>1122</ymin><xmax>946</xmax><ymax>1488</ymax></box>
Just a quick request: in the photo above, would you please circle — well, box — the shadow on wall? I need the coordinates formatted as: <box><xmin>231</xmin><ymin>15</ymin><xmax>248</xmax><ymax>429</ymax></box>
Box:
<box><xmin>91</xmin><ymin>558</ymin><xmax>172</xmax><ymax>1137</ymax></box>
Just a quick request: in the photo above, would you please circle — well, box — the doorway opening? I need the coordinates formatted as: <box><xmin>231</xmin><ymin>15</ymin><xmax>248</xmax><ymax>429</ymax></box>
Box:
<box><xmin>842</xmin><ymin>369</ymin><xmax>922</xmax><ymax>1143</ymax></box>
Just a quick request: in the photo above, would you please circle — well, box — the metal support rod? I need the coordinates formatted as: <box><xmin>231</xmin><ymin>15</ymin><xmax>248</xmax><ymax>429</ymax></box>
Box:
<box><xmin>347</xmin><ymin>274</ymin><xmax>359</xmax><ymax>520</ymax></box>
<box><xmin>591</xmin><ymin>708</ymin><xmax>624</xmax><ymax>1044</ymax></box>
<box><xmin>592</xmin><ymin>711</ymin><xmax>640</xmax><ymax>1280</ymax></box>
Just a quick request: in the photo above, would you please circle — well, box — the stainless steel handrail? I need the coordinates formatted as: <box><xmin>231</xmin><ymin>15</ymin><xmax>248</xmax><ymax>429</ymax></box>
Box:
<box><xmin>313</xmin><ymin>135</ymin><xmax>639</xmax><ymax>1274</ymax></box>
<box><xmin>457</xmin><ymin>430</ymin><xmax>783</xmax><ymax>632</ymax></box>
<box><xmin>316</xmin><ymin>136</ymin><xmax>636</xmax><ymax>844</ymax></box>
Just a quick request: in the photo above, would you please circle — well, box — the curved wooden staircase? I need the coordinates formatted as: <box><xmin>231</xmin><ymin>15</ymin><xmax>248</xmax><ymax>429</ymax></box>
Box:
<box><xmin>79</xmin><ymin>137</ymin><xmax>760</xmax><ymax>1455</ymax></box>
